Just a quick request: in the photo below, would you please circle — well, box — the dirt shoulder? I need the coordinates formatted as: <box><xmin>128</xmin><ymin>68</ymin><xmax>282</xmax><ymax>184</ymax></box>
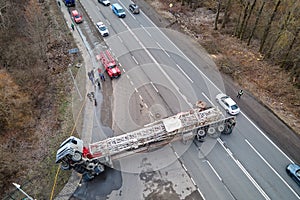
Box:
<box><xmin>137</xmin><ymin>0</ymin><xmax>300</xmax><ymax>162</ymax></box>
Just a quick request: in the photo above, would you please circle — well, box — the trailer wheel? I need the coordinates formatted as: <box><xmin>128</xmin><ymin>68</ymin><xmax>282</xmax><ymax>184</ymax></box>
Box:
<box><xmin>72</xmin><ymin>152</ymin><xmax>82</xmax><ymax>162</ymax></box>
<box><xmin>197</xmin><ymin>129</ymin><xmax>206</xmax><ymax>137</ymax></box>
<box><xmin>207</xmin><ymin>127</ymin><xmax>216</xmax><ymax>135</ymax></box>
<box><xmin>217</xmin><ymin>124</ymin><xmax>225</xmax><ymax>132</ymax></box>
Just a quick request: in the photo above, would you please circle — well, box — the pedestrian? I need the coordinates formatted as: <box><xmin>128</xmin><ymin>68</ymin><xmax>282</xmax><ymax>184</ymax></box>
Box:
<box><xmin>237</xmin><ymin>89</ymin><xmax>244</xmax><ymax>98</ymax></box>
<box><xmin>90</xmin><ymin>70</ymin><xmax>94</xmax><ymax>78</ymax></box>
<box><xmin>87</xmin><ymin>93</ymin><xmax>93</xmax><ymax>102</ymax></box>
<box><xmin>100</xmin><ymin>73</ymin><xmax>105</xmax><ymax>81</ymax></box>
<box><xmin>57</xmin><ymin>0</ymin><xmax>61</xmax><ymax>7</ymax></box>
<box><xmin>97</xmin><ymin>80</ymin><xmax>101</xmax><ymax>89</ymax></box>
<box><xmin>94</xmin><ymin>99</ymin><xmax>97</xmax><ymax>106</ymax></box>
<box><xmin>71</xmin><ymin>23</ymin><xmax>75</xmax><ymax>31</ymax></box>
<box><xmin>88</xmin><ymin>72</ymin><xmax>94</xmax><ymax>85</ymax></box>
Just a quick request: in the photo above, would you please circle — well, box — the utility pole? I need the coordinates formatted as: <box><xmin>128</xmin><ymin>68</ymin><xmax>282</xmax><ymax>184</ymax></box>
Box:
<box><xmin>12</xmin><ymin>183</ymin><xmax>34</xmax><ymax>200</ymax></box>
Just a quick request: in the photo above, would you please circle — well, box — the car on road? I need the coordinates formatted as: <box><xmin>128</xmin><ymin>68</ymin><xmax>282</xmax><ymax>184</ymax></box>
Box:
<box><xmin>98</xmin><ymin>0</ymin><xmax>110</xmax><ymax>6</ymax></box>
<box><xmin>216</xmin><ymin>93</ymin><xmax>240</xmax><ymax>115</ymax></box>
<box><xmin>111</xmin><ymin>3</ymin><xmax>126</xmax><ymax>18</ymax></box>
<box><xmin>71</xmin><ymin>10</ymin><xmax>83</xmax><ymax>24</ymax></box>
<box><xmin>96</xmin><ymin>22</ymin><xmax>109</xmax><ymax>37</ymax></box>
<box><xmin>129</xmin><ymin>4</ymin><xmax>140</xmax><ymax>14</ymax></box>
<box><xmin>286</xmin><ymin>163</ymin><xmax>300</xmax><ymax>186</ymax></box>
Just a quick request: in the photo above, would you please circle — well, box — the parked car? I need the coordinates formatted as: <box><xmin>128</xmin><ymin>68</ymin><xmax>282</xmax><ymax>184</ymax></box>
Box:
<box><xmin>96</xmin><ymin>22</ymin><xmax>109</xmax><ymax>37</ymax></box>
<box><xmin>98</xmin><ymin>0</ymin><xmax>110</xmax><ymax>6</ymax></box>
<box><xmin>71</xmin><ymin>10</ymin><xmax>83</xmax><ymax>24</ymax></box>
<box><xmin>286</xmin><ymin>163</ymin><xmax>300</xmax><ymax>186</ymax></box>
<box><xmin>111</xmin><ymin>3</ymin><xmax>126</xmax><ymax>18</ymax></box>
<box><xmin>216</xmin><ymin>93</ymin><xmax>240</xmax><ymax>115</ymax></box>
<box><xmin>129</xmin><ymin>4</ymin><xmax>139</xmax><ymax>14</ymax></box>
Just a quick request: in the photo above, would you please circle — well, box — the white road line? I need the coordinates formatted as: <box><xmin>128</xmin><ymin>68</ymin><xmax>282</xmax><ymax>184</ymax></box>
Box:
<box><xmin>156</xmin><ymin>42</ymin><xmax>170</xmax><ymax>57</ymax></box>
<box><xmin>190</xmin><ymin>177</ymin><xmax>196</xmax><ymax>185</ymax></box>
<box><xmin>176</xmin><ymin>64</ymin><xmax>193</xmax><ymax>83</ymax></box>
<box><xmin>150</xmin><ymin>82</ymin><xmax>158</xmax><ymax>92</ymax></box>
<box><xmin>120</xmin><ymin>19</ymin><xmax>193</xmax><ymax>108</ymax></box>
<box><xmin>149</xmin><ymin>111</ymin><xmax>154</xmax><ymax>117</ymax></box>
<box><xmin>140</xmin><ymin>24</ymin><xmax>152</xmax><ymax>37</ymax></box>
<box><xmin>135</xmin><ymin>88</ymin><xmax>138</xmax><ymax>93</ymax></box>
<box><xmin>217</xmin><ymin>138</ymin><xmax>271</xmax><ymax>200</ymax></box>
<box><xmin>132</xmin><ymin>55</ymin><xmax>139</xmax><ymax>64</ymax></box>
<box><xmin>205</xmin><ymin>160</ymin><xmax>222</xmax><ymax>181</ymax></box>
<box><xmin>241</xmin><ymin>111</ymin><xmax>294</xmax><ymax>163</ymax></box>
<box><xmin>139</xmin><ymin>94</ymin><xmax>143</xmax><ymax>100</ymax></box>
<box><xmin>197</xmin><ymin>188</ymin><xmax>206</xmax><ymax>200</ymax></box>
<box><xmin>174</xmin><ymin>151</ymin><xmax>179</xmax><ymax>158</ymax></box>
<box><xmin>117</xmin><ymin>35</ymin><xmax>123</xmax><ymax>43</ymax></box>
<box><xmin>201</xmin><ymin>92</ymin><xmax>215</xmax><ymax>106</ymax></box>
<box><xmin>69</xmin><ymin>68</ymin><xmax>82</xmax><ymax>101</ymax></box>
<box><xmin>245</xmin><ymin>139</ymin><xmax>300</xmax><ymax>199</ymax></box>
<box><xmin>122</xmin><ymin>68</ymin><xmax>126</xmax><ymax>73</ymax></box>
<box><xmin>182</xmin><ymin>164</ymin><xmax>187</xmax><ymax>171</ymax></box>
<box><xmin>126</xmin><ymin>74</ymin><xmax>130</xmax><ymax>79</ymax></box>
<box><xmin>144</xmin><ymin>103</ymin><xmax>148</xmax><ymax>109</ymax></box>
<box><xmin>130</xmin><ymin>80</ymin><xmax>134</xmax><ymax>86</ymax></box>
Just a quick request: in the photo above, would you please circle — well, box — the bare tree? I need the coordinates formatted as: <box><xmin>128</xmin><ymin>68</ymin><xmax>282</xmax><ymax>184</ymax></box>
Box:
<box><xmin>247</xmin><ymin>0</ymin><xmax>266</xmax><ymax>45</ymax></box>
<box><xmin>237</xmin><ymin>1</ymin><xmax>250</xmax><ymax>38</ymax></box>
<box><xmin>259</xmin><ymin>0</ymin><xmax>281</xmax><ymax>52</ymax></box>
<box><xmin>214</xmin><ymin>0</ymin><xmax>221</xmax><ymax>30</ymax></box>
<box><xmin>266</xmin><ymin>11</ymin><xmax>291</xmax><ymax>57</ymax></box>
<box><xmin>240</xmin><ymin>0</ymin><xmax>257</xmax><ymax>40</ymax></box>
<box><xmin>221</xmin><ymin>0</ymin><xmax>232</xmax><ymax>28</ymax></box>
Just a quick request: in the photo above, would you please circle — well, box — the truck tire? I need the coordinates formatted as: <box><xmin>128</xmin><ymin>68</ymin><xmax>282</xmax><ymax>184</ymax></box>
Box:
<box><xmin>72</xmin><ymin>152</ymin><xmax>82</xmax><ymax>162</ymax></box>
<box><xmin>83</xmin><ymin>172</ymin><xmax>95</xmax><ymax>181</ymax></box>
<box><xmin>222</xmin><ymin>126</ymin><xmax>233</xmax><ymax>135</ymax></box>
<box><xmin>61</xmin><ymin>161</ymin><xmax>71</xmax><ymax>170</ymax></box>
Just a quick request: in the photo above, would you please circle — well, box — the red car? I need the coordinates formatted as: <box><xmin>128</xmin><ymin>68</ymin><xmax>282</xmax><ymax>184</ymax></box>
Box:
<box><xmin>71</xmin><ymin>10</ymin><xmax>83</xmax><ymax>24</ymax></box>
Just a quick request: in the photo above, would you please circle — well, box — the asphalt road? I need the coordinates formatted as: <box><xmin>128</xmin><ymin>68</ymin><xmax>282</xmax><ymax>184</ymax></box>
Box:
<box><xmin>69</xmin><ymin>0</ymin><xmax>300</xmax><ymax>199</ymax></box>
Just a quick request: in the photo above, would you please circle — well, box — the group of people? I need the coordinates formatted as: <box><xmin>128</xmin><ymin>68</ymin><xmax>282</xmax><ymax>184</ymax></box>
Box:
<box><xmin>87</xmin><ymin>69</ymin><xmax>106</xmax><ymax>105</ymax></box>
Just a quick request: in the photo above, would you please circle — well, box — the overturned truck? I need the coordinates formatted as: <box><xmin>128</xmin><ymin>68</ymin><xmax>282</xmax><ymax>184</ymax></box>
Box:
<box><xmin>56</xmin><ymin>101</ymin><xmax>236</xmax><ymax>181</ymax></box>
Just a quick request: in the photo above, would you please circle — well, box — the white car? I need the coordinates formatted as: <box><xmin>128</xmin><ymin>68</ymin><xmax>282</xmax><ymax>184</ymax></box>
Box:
<box><xmin>96</xmin><ymin>22</ymin><xmax>109</xmax><ymax>37</ymax></box>
<box><xmin>216</xmin><ymin>93</ymin><xmax>240</xmax><ymax>115</ymax></box>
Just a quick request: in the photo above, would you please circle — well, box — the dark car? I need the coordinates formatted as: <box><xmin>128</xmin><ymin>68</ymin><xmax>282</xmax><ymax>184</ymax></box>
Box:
<box><xmin>129</xmin><ymin>4</ymin><xmax>139</xmax><ymax>14</ymax></box>
<box><xmin>286</xmin><ymin>163</ymin><xmax>300</xmax><ymax>186</ymax></box>
<box><xmin>98</xmin><ymin>0</ymin><xmax>110</xmax><ymax>6</ymax></box>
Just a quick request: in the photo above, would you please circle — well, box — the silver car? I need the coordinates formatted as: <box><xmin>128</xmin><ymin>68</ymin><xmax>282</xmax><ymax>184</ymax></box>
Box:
<box><xmin>129</xmin><ymin>4</ymin><xmax>139</xmax><ymax>14</ymax></box>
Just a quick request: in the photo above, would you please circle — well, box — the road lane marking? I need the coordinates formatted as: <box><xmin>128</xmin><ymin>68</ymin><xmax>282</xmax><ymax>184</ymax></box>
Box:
<box><xmin>197</xmin><ymin>188</ymin><xmax>206</xmax><ymax>200</ymax></box>
<box><xmin>217</xmin><ymin>138</ymin><xmax>271</xmax><ymax>200</ymax></box>
<box><xmin>140</xmin><ymin>3</ymin><xmax>295</xmax><ymax>170</ymax></box>
<box><xmin>120</xmin><ymin>19</ymin><xmax>193</xmax><ymax>108</ymax></box>
<box><xmin>156</xmin><ymin>42</ymin><xmax>170</xmax><ymax>57</ymax></box>
<box><xmin>176</xmin><ymin>64</ymin><xmax>193</xmax><ymax>83</ymax></box>
<box><xmin>245</xmin><ymin>139</ymin><xmax>300</xmax><ymax>198</ymax></box>
<box><xmin>205</xmin><ymin>160</ymin><xmax>222</xmax><ymax>181</ymax></box>
<box><xmin>150</xmin><ymin>82</ymin><xmax>158</xmax><ymax>92</ymax></box>
<box><xmin>241</xmin><ymin>111</ymin><xmax>294</xmax><ymax>163</ymax></box>
<box><xmin>201</xmin><ymin>92</ymin><xmax>215</xmax><ymax>106</ymax></box>
<box><xmin>140</xmin><ymin>24</ymin><xmax>152</xmax><ymax>37</ymax></box>
<box><xmin>135</xmin><ymin>88</ymin><xmax>138</xmax><ymax>93</ymax></box>
<box><xmin>117</xmin><ymin>35</ymin><xmax>123</xmax><ymax>43</ymax></box>
<box><xmin>132</xmin><ymin>55</ymin><xmax>139</xmax><ymax>64</ymax></box>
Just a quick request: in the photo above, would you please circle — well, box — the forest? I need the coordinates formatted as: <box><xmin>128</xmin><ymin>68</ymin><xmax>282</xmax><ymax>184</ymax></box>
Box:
<box><xmin>182</xmin><ymin>0</ymin><xmax>300</xmax><ymax>86</ymax></box>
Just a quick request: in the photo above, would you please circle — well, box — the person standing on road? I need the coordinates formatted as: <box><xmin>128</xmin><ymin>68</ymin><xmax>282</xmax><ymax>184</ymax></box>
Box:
<box><xmin>71</xmin><ymin>23</ymin><xmax>75</xmax><ymax>31</ymax></box>
<box><xmin>237</xmin><ymin>89</ymin><xmax>244</xmax><ymax>98</ymax></box>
